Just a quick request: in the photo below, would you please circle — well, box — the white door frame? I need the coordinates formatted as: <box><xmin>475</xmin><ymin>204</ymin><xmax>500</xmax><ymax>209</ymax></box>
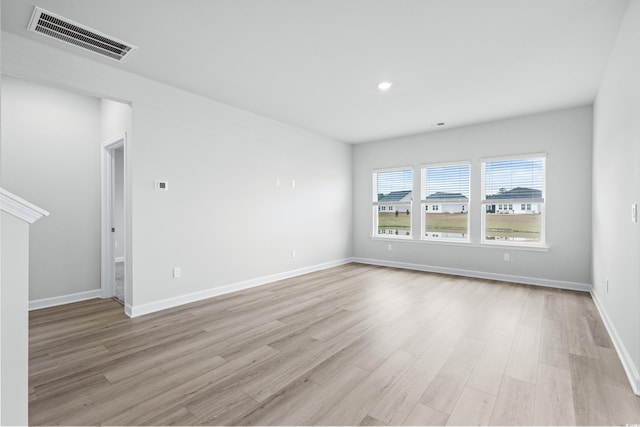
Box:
<box><xmin>101</xmin><ymin>132</ymin><xmax>130</xmax><ymax>314</ymax></box>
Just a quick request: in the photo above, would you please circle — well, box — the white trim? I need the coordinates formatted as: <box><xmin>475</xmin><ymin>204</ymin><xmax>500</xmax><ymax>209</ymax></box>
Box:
<box><xmin>480</xmin><ymin>151</ymin><xmax>547</xmax><ymax>163</ymax></box>
<box><xmin>128</xmin><ymin>258</ymin><xmax>352</xmax><ymax>317</ymax></box>
<box><xmin>480</xmin><ymin>198</ymin><xmax>544</xmax><ymax>205</ymax></box>
<box><xmin>590</xmin><ymin>291</ymin><xmax>640</xmax><ymax>396</ymax></box>
<box><xmin>370</xmin><ymin>236</ymin><xmax>550</xmax><ymax>252</ymax></box>
<box><xmin>29</xmin><ymin>289</ymin><xmax>101</xmax><ymax>311</ymax></box>
<box><xmin>373</xmin><ymin>201</ymin><xmax>412</xmax><ymax>206</ymax></box>
<box><xmin>101</xmin><ymin>133</ymin><xmax>129</xmax><ymax>311</ymax></box>
<box><xmin>419</xmin><ymin>159</ymin><xmax>471</xmax><ymax>170</ymax></box>
<box><xmin>115</xmin><ymin>257</ymin><xmax>125</xmax><ymax>263</ymax></box>
<box><xmin>0</xmin><ymin>188</ymin><xmax>49</xmax><ymax>224</ymax></box>
<box><xmin>372</xmin><ymin>165</ymin><xmax>414</xmax><ymax>174</ymax></box>
<box><xmin>351</xmin><ymin>257</ymin><xmax>591</xmax><ymax>292</ymax></box>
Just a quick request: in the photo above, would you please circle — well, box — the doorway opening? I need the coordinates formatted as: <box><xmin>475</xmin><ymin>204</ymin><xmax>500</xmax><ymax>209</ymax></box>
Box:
<box><xmin>101</xmin><ymin>133</ymin><xmax>130</xmax><ymax>314</ymax></box>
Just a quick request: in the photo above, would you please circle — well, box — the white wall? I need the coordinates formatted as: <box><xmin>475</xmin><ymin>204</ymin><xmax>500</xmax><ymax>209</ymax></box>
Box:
<box><xmin>1</xmin><ymin>32</ymin><xmax>352</xmax><ymax>311</ymax></box>
<box><xmin>592</xmin><ymin>0</ymin><xmax>640</xmax><ymax>393</ymax></box>
<box><xmin>101</xmin><ymin>98</ymin><xmax>132</xmax><ymax>142</ymax></box>
<box><xmin>1</xmin><ymin>212</ymin><xmax>29</xmax><ymax>425</ymax></box>
<box><xmin>353</xmin><ymin>106</ymin><xmax>593</xmax><ymax>287</ymax></box>
<box><xmin>1</xmin><ymin>76</ymin><xmax>101</xmax><ymax>301</ymax></box>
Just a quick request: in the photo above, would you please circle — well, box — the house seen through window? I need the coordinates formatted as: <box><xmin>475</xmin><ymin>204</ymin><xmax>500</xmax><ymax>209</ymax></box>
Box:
<box><xmin>373</xmin><ymin>168</ymin><xmax>413</xmax><ymax>237</ymax></box>
<box><xmin>421</xmin><ymin>163</ymin><xmax>470</xmax><ymax>240</ymax></box>
<box><xmin>482</xmin><ymin>155</ymin><xmax>545</xmax><ymax>244</ymax></box>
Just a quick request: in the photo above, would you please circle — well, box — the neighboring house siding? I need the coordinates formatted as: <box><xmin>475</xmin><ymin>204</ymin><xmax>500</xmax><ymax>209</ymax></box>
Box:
<box><xmin>425</xmin><ymin>203</ymin><xmax>468</xmax><ymax>213</ymax></box>
<box><xmin>425</xmin><ymin>192</ymin><xmax>468</xmax><ymax>214</ymax></box>
<box><xmin>485</xmin><ymin>187</ymin><xmax>542</xmax><ymax>214</ymax></box>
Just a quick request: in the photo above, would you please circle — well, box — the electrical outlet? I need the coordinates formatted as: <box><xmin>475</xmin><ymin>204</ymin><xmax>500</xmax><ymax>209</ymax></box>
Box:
<box><xmin>504</xmin><ymin>253</ymin><xmax>510</xmax><ymax>262</ymax></box>
<box><xmin>173</xmin><ymin>267</ymin><xmax>181</xmax><ymax>279</ymax></box>
<box><xmin>606</xmin><ymin>279</ymin><xmax>609</xmax><ymax>292</ymax></box>
<box><xmin>291</xmin><ymin>179</ymin><xmax>296</xmax><ymax>188</ymax></box>
<box><xmin>632</xmin><ymin>203</ymin><xmax>638</xmax><ymax>223</ymax></box>
<box><xmin>387</xmin><ymin>244</ymin><xmax>392</xmax><ymax>251</ymax></box>
<box><xmin>291</xmin><ymin>249</ymin><xmax>296</xmax><ymax>258</ymax></box>
<box><xmin>275</xmin><ymin>177</ymin><xmax>280</xmax><ymax>187</ymax></box>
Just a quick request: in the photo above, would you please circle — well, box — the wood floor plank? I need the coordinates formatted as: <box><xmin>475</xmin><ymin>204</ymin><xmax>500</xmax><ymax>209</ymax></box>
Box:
<box><xmin>368</xmin><ymin>341</ymin><xmax>455</xmax><ymax>425</ymax></box>
<box><xmin>402</xmin><ymin>403</ymin><xmax>449</xmax><ymax>426</ymax></box>
<box><xmin>100</xmin><ymin>345</ymin><xmax>277</xmax><ymax>426</ymax></box>
<box><xmin>240</xmin><ymin>331</ymin><xmax>359</xmax><ymax>402</ymax></box>
<box><xmin>539</xmin><ymin>317</ymin><xmax>570</xmax><ymax>370</ymax></box>
<box><xmin>466</xmin><ymin>328</ymin><xmax>514</xmax><ymax>395</ymax></box>
<box><xmin>316</xmin><ymin>350</ymin><xmax>416</xmax><ymax>426</ymax></box>
<box><xmin>532</xmin><ymin>363</ymin><xmax>575</xmax><ymax>426</ymax></box>
<box><xmin>359</xmin><ymin>414</ymin><xmax>388</xmax><ymax>426</ymax></box>
<box><xmin>489</xmin><ymin>376</ymin><xmax>535</xmax><ymax>426</ymax></box>
<box><xmin>565</xmin><ymin>315</ymin><xmax>599</xmax><ymax>358</ymax></box>
<box><xmin>504</xmin><ymin>324</ymin><xmax>540</xmax><ymax>383</ymax></box>
<box><xmin>568</xmin><ymin>353</ymin><xmax>615</xmax><ymax>425</ymax></box>
<box><xmin>27</xmin><ymin>263</ymin><xmax>640</xmax><ymax>426</ymax></box>
<box><xmin>418</xmin><ymin>338</ymin><xmax>485</xmax><ymax>414</ymax></box>
<box><xmin>445</xmin><ymin>386</ymin><xmax>496</xmax><ymax>426</ymax></box>
<box><xmin>274</xmin><ymin>364</ymin><xmax>369</xmax><ymax>425</ymax></box>
<box><xmin>518</xmin><ymin>290</ymin><xmax>544</xmax><ymax>328</ymax></box>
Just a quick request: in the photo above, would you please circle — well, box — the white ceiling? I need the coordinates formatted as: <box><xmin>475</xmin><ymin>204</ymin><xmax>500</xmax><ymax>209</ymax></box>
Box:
<box><xmin>1</xmin><ymin>0</ymin><xmax>630</xmax><ymax>143</ymax></box>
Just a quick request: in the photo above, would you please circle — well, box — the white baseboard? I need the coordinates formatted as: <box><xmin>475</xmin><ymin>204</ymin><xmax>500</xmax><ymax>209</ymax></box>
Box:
<box><xmin>128</xmin><ymin>258</ymin><xmax>353</xmax><ymax>317</ymax></box>
<box><xmin>29</xmin><ymin>289</ymin><xmax>102</xmax><ymax>311</ymax></box>
<box><xmin>351</xmin><ymin>257</ymin><xmax>591</xmax><ymax>292</ymax></box>
<box><xmin>590</xmin><ymin>291</ymin><xmax>640</xmax><ymax>396</ymax></box>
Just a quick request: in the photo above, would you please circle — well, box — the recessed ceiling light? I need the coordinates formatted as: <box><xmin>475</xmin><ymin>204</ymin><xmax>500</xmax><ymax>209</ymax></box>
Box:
<box><xmin>378</xmin><ymin>81</ymin><xmax>392</xmax><ymax>91</ymax></box>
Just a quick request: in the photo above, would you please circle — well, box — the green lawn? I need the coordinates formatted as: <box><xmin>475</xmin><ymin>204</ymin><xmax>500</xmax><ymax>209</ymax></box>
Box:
<box><xmin>425</xmin><ymin>213</ymin><xmax>468</xmax><ymax>233</ymax></box>
<box><xmin>378</xmin><ymin>212</ymin><xmax>411</xmax><ymax>230</ymax></box>
<box><xmin>379</xmin><ymin>212</ymin><xmax>541</xmax><ymax>241</ymax></box>
<box><xmin>486</xmin><ymin>213</ymin><xmax>541</xmax><ymax>240</ymax></box>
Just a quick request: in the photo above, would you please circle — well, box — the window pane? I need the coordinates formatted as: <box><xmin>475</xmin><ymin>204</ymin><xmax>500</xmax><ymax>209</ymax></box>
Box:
<box><xmin>374</xmin><ymin>168</ymin><xmax>413</xmax><ymax>237</ymax></box>
<box><xmin>425</xmin><ymin>209</ymin><xmax>468</xmax><ymax>239</ymax></box>
<box><xmin>376</xmin><ymin>169</ymin><xmax>413</xmax><ymax>201</ymax></box>
<box><xmin>424</xmin><ymin>164</ymin><xmax>470</xmax><ymax>198</ymax></box>
<box><xmin>485</xmin><ymin>211</ymin><xmax>542</xmax><ymax>242</ymax></box>
<box><xmin>484</xmin><ymin>158</ymin><xmax>543</xmax><ymax>199</ymax></box>
<box><xmin>422</xmin><ymin>164</ymin><xmax>469</xmax><ymax>240</ymax></box>
<box><xmin>482</xmin><ymin>156</ymin><xmax>545</xmax><ymax>244</ymax></box>
<box><xmin>378</xmin><ymin>207</ymin><xmax>412</xmax><ymax>236</ymax></box>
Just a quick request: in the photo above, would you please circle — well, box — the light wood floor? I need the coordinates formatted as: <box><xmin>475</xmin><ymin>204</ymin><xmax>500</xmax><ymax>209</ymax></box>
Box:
<box><xmin>29</xmin><ymin>263</ymin><xmax>640</xmax><ymax>425</ymax></box>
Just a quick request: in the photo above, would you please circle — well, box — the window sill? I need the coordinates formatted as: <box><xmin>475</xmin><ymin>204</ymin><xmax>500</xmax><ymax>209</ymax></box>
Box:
<box><xmin>370</xmin><ymin>236</ymin><xmax>550</xmax><ymax>252</ymax></box>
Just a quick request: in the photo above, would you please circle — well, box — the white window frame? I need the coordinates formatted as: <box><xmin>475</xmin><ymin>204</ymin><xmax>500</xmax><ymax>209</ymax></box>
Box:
<box><xmin>372</xmin><ymin>166</ymin><xmax>413</xmax><ymax>239</ymax></box>
<box><xmin>420</xmin><ymin>161</ymin><xmax>471</xmax><ymax>243</ymax></box>
<box><xmin>481</xmin><ymin>153</ymin><xmax>546</xmax><ymax>247</ymax></box>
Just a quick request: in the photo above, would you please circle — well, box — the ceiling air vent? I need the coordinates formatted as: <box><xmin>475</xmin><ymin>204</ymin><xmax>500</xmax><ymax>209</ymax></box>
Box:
<box><xmin>27</xmin><ymin>7</ymin><xmax>138</xmax><ymax>62</ymax></box>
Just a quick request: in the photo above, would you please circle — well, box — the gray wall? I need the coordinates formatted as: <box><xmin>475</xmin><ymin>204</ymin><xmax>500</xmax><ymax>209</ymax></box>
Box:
<box><xmin>353</xmin><ymin>106</ymin><xmax>593</xmax><ymax>286</ymax></box>
<box><xmin>2</xmin><ymin>32</ymin><xmax>353</xmax><ymax>310</ymax></box>
<box><xmin>592</xmin><ymin>0</ymin><xmax>640</xmax><ymax>389</ymax></box>
<box><xmin>1</xmin><ymin>76</ymin><xmax>101</xmax><ymax>300</ymax></box>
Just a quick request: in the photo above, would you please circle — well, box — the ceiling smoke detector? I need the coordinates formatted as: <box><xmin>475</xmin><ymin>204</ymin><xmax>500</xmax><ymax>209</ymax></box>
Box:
<box><xmin>27</xmin><ymin>7</ymin><xmax>138</xmax><ymax>62</ymax></box>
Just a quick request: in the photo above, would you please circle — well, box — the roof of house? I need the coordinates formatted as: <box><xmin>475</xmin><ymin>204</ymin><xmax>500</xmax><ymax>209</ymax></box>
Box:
<box><xmin>425</xmin><ymin>192</ymin><xmax>468</xmax><ymax>201</ymax></box>
<box><xmin>378</xmin><ymin>190</ymin><xmax>411</xmax><ymax>202</ymax></box>
<box><xmin>487</xmin><ymin>187</ymin><xmax>542</xmax><ymax>199</ymax></box>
